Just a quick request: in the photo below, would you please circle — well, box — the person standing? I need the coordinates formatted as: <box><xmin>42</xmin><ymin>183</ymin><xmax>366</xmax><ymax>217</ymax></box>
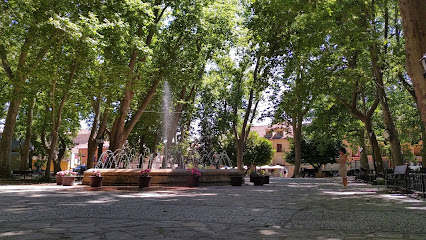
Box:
<box><xmin>337</xmin><ymin>147</ymin><xmax>348</xmax><ymax>188</ymax></box>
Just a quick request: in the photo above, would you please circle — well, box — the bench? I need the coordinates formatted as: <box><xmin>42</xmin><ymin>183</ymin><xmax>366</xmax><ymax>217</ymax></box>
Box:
<box><xmin>12</xmin><ymin>170</ymin><xmax>33</xmax><ymax>179</ymax></box>
<box><xmin>385</xmin><ymin>165</ymin><xmax>409</xmax><ymax>190</ymax></box>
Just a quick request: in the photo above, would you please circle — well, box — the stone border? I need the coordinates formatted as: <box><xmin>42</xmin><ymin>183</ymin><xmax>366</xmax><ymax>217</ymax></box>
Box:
<box><xmin>82</xmin><ymin>168</ymin><xmax>244</xmax><ymax>186</ymax></box>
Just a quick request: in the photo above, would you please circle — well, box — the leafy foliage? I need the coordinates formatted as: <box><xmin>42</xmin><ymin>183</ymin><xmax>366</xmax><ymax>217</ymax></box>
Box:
<box><xmin>223</xmin><ymin>132</ymin><xmax>274</xmax><ymax>166</ymax></box>
<box><xmin>286</xmin><ymin>139</ymin><xmax>340</xmax><ymax>171</ymax></box>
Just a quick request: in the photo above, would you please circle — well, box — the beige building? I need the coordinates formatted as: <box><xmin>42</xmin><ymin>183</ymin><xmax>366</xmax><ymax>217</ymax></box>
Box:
<box><xmin>251</xmin><ymin>124</ymin><xmax>293</xmax><ymax>165</ymax></box>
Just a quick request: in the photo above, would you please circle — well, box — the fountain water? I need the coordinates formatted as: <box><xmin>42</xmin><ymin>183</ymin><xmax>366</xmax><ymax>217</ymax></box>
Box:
<box><xmin>162</xmin><ymin>81</ymin><xmax>172</xmax><ymax>168</ymax></box>
<box><xmin>95</xmin><ymin>143</ymin><xmax>151</xmax><ymax>169</ymax></box>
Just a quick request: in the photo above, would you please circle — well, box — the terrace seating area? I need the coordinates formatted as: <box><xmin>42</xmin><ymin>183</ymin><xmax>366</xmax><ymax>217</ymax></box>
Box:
<box><xmin>353</xmin><ymin>165</ymin><xmax>426</xmax><ymax>198</ymax></box>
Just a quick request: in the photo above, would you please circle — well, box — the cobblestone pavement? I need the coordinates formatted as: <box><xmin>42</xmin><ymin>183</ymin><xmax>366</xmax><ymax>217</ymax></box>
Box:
<box><xmin>1</xmin><ymin>177</ymin><xmax>426</xmax><ymax>239</ymax></box>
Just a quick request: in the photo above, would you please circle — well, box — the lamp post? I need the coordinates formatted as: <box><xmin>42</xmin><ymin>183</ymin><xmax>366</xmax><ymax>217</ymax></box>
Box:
<box><xmin>421</xmin><ymin>54</ymin><xmax>426</xmax><ymax>79</ymax></box>
<box><xmin>96</xmin><ymin>136</ymin><xmax>104</xmax><ymax>166</ymax></box>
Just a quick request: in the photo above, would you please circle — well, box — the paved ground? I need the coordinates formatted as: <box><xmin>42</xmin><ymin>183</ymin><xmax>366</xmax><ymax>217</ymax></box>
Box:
<box><xmin>1</xmin><ymin>177</ymin><xmax>426</xmax><ymax>240</ymax></box>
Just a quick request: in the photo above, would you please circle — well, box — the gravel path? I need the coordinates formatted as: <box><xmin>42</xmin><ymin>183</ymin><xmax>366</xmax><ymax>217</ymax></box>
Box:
<box><xmin>1</xmin><ymin>177</ymin><xmax>426</xmax><ymax>239</ymax></box>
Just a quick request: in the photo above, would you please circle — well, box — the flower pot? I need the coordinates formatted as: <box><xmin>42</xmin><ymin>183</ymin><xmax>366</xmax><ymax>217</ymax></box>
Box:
<box><xmin>56</xmin><ymin>175</ymin><xmax>63</xmax><ymax>185</ymax></box>
<box><xmin>263</xmin><ymin>176</ymin><xmax>270</xmax><ymax>184</ymax></box>
<box><xmin>62</xmin><ymin>176</ymin><xmax>75</xmax><ymax>186</ymax></box>
<box><xmin>139</xmin><ymin>176</ymin><xmax>152</xmax><ymax>188</ymax></box>
<box><xmin>252</xmin><ymin>176</ymin><xmax>264</xmax><ymax>186</ymax></box>
<box><xmin>187</xmin><ymin>176</ymin><xmax>200</xmax><ymax>187</ymax></box>
<box><xmin>230</xmin><ymin>176</ymin><xmax>243</xmax><ymax>186</ymax></box>
<box><xmin>90</xmin><ymin>176</ymin><xmax>103</xmax><ymax>187</ymax></box>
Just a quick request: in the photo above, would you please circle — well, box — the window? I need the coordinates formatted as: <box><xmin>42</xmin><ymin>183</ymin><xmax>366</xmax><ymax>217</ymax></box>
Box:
<box><xmin>265</xmin><ymin>131</ymin><xmax>272</xmax><ymax>138</ymax></box>
<box><xmin>276</xmin><ymin>131</ymin><xmax>283</xmax><ymax>138</ymax></box>
<box><xmin>277</xmin><ymin>144</ymin><xmax>283</xmax><ymax>152</ymax></box>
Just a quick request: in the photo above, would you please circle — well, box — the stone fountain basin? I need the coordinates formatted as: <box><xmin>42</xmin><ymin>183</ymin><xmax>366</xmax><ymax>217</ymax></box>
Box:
<box><xmin>82</xmin><ymin>168</ymin><xmax>244</xmax><ymax>186</ymax></box>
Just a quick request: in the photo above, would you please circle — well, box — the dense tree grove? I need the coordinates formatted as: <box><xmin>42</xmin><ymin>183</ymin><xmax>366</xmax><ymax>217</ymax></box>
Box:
<box><xmin>0</xmin><ymin>0</ymin><xmax>424</xmax><ymax>177</ymax></box>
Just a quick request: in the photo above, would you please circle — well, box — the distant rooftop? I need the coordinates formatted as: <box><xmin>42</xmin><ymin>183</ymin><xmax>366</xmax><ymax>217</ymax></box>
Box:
<box><xmin>251</xmin><ymin>124</ymin><xmax>293</xmax><ymax>139</ymax></box>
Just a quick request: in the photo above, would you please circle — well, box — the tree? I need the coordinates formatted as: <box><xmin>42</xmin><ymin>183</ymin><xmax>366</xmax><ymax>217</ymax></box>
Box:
<box><xmin>248</xmin><ymin>0</ymin><xmax>331</xmax><ymax>177</ymax></box>
<box><xmin>286</xmin><ymin>139</ymin><xmax>340</xmax><ymax>172</ymax></box>
<box><xmin>398</xmin><ymin>0</ymin><xmax>426</xmax><ymax>131</ymax></box>
<box><xmin>312</xmin><ymin>0</ymin><xmax>387</xmax><ymax>174</ymax></box>
<box><xmin>0</xmin><ymin>0</ymin><xmax>61</xmax><ymax>177</ymax></box>
<box><xmin>223</xmin><ymin>131</ymin><xmax>274</xmax><ymax>167</ymax></box>
<box><xmin>365</xmin><ymin>0</ymin><xmax>403</xmax><ymax>165</ymax></box>
<box><xmin>307</xmin><ymin>99</ymin><xmax>370</xmax><ymax>169</ymax></box>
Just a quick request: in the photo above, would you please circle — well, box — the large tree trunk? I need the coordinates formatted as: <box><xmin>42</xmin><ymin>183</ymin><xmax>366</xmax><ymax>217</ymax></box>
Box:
<box><xmin>109</xmin><ymin>76</ymin><xmax>162</xmax><ymax>151</ymax></box>
<box><xmin>292</xmin><ymin>116</ymin><xmax>303</xmax><ymax>178</ymax></box>
<box><xmin>370</xmin><ymin>44</ymin><xmax>403</xmax><ymax>166</ymax></box>
<box><xmin>422</xmin><ymin>128</ymin><xmax>426</xmax><ymax>163</ymax></box>
<box><xmin>54</xmin><ymin>137</ymin><xmax>66</xmax><ymax>173</ymax></box>
<box><xmin>236</xmin><ymin>139</ymin><xmax>244</xmax><ymax>171</ymax></box>
<box><xmin>108</xmin><ymin>4</ymin><xmax>165</xmax><ymax>151</ymax></box>
<box><xmin>398</xmin><ymin>0</ymin><xmax>426</xmax><ymax>130</ymax></box>
<box><xmin>0</xmin><ymin>97</ymin><xmax>22</xmax><ymax>177</ymax></box>
<box><xmin>45</xmin><ymin>131</ymin><xmax>59</xmax><ymax>177</ymax></box>
<box><xmin>87</xmin><ymin>97</ymin><xmax>109</xmax><ymax>169</ymax></box>
<box><xmin>359</xmin><ymin>128</ymin><xmax>369</xmax><ymax>170</ymax></box>
<box><xmin>365</xmin><ymin>118</ymin><xmax>385</xmax><ymax>174</ymax></box>
<box><xmin>20</xmin><ymin>98</ymin><xmax>35</xmax><ymax>170</ymax></box>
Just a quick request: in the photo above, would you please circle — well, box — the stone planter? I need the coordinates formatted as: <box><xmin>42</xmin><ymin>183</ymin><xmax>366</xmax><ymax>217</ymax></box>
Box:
<box><xmin>263</xmin><ymin>175</ymin><xmax>270</xmax><ymax>184</ymax></box>
<box><xmin>187</xmin><ymin>176</ymin><xmax>200</xmax><ymax>187</ymax></box>
<box><xmin>62</xmin><ymin>176</ymin><xmax>75</xmax><ymax>186</ymax></box>
<box><xmin>230</xmin><ymin>176</ymin><xmax>243</xmax><ymax>186</ymax></box>
<box><xmin>56</xmin><ymin>175</ymin><xmax>63</xmax><ymax>185</ymax></box>
<box><xmin>90</xmin><ymin>176</ymin><xmax>103</xmax><ymax>187</ymax></box>
<box><xmin>139</xmin><ymin>176</ymin><xmax>152</xmax><ymax>188</ymax></box>
<box><xmin>252</xmin><ymin>176</ymin><xmax>264</xmax><ymax>186</ymax></box>
<box><xmin>250</xmin><ymin>175</ymin><xmax>254</xmax><ymax>182</ymax></box>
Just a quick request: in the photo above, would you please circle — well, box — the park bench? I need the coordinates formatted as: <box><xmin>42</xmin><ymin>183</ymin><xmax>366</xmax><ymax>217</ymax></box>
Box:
<box><xmin>385</xmin><ymin>165</ymin><xmax>409</xmax><ymax>190</ymax></box>
<box><xmin>12</xmin><ymin>170</ymin><xmax>33</xmax><ymax>179</ymax></box>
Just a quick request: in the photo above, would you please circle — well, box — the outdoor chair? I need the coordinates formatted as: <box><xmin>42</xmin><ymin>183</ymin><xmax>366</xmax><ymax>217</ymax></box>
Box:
<box><xmin>385</xmin><ymin>165</ymin><xmax>409</xmax><ymax>191</ymax></box>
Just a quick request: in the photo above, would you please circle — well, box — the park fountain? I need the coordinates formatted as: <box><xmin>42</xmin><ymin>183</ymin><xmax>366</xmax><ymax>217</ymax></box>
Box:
<box><xmin>82</xmin><ymin>82</ymin><xmax>244</xmax><ymax>186</ymax></box>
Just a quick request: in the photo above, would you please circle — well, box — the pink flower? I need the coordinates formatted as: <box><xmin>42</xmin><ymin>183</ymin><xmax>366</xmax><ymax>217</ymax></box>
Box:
<box><xmin>140</xmin><ymin>169</ymin><xmax>151</xmax><ymax>176</ymax></box>
<box><xmin>189</xmin><ymin>168</ymin><xmax>201</xmax><ymax>177</ymax></box>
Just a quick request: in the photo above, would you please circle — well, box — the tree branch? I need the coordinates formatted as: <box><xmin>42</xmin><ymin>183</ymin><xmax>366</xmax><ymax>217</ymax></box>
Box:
<box><xmin>17</xmin><ymin>26</ymin><xmax>36</xmax><ymax>70</ymax></box>
<box><xmin>367</xmin><ymin>96</ymin><xmax>380</xmax><ymax>118</ymax></box>
<box><xmin>397</xmin><ymin>72</ymin><xmax>416</xmax><ymax>99</ymax></box>
<box><xmin>124</xmin><ymin>72</ymin><xmax>163</xmax><ymax>137</ymax></box>
<box><xmin>245</xmin><ymin>98</ymin><xmax>260</xmax><ymax>142</ymax></box>
<box><xmin>0</xmin><ymin>44</ymin><xmax>14</xmax><ymax>79</ymax></box>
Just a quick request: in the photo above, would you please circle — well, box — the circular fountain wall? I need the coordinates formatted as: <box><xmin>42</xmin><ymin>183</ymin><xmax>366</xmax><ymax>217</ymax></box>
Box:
<box><xmin>82</xmin><ymin>168</ymin><xmax>244</xmax><ymax>186</ymax></box>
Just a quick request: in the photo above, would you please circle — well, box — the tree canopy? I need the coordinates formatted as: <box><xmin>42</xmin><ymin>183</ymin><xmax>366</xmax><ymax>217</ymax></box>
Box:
<box><xmin>0</xmin><ymin>0</ymin><xmax>424</xmax><ymax>176</ymax></box>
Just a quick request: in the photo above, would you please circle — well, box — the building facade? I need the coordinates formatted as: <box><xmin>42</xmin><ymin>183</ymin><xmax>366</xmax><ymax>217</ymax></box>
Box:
<box><xmin>251</xmin><ymin>125</ymin><xmax>292</xmax><ymax>165</ymax></box>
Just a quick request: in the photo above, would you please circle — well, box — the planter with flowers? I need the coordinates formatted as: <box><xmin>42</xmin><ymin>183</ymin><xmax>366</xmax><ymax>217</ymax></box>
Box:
<box><xmin>187</xmin><ymin>168</ymin><xmax>201</xmax><ymax>187</ymax></box>
<box><xmin>139</xmin><ymin>169</ymin><xmax>152</xmax><ymax>188</ymax></box>
<box><xmin>56</xmin><ymin>171</ymin><xmax>65</xmax><ymax>185</ymax></box>
<box><xmin>62</xmin><ymin>170</ymin><xmax>77</xmax><ymax>186</ymax></box>
<box><xmin>89</xmin><ymin>170</ymin><xmax>103</xmax><ymax>187</ymax></box>
<box><xmin>251</xmin><ymin>171</ymin><xmax>264</xmax><ymax>186</ymax></box>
